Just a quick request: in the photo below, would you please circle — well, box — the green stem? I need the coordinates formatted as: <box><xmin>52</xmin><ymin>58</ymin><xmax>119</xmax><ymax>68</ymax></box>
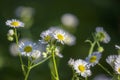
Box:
<box><xmin>88</xmin><ymin>41</ymin><xmax>96</xmax><ymax>56</ymax></box>
<box><xmin>85</xmin><ymin>77</ymin><xmax>87</xmax><ymax>80</ymax></box>
<box><xmin>24</xmin><ymin>67</ymin><xmax>31</xmax><ymax>80</ymax></box>
<box><xmin>52</xmin><ymin>49</ymin><xmax>59</xmax><ymax>80</ymax></box>
<box><xmin>14</xmin><ymin>28</ymin><xmax>26</xmax><ymax>76</ymax></box>
<box><xmin>98</xmin><ymin>63</ymin><xmax>113</xmax><ymax>76</ymax></box>
<box><xmin>30</xmin><ymin>55</ymin><xmax>52</xmax><ymax>69</ymax></box>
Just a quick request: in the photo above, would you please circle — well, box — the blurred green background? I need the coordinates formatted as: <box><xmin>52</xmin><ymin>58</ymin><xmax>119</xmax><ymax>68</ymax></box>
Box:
<box><xmin>0</xmin><ymin>0</ymin><xmax>120</xmax><ymax>80</ymax></box>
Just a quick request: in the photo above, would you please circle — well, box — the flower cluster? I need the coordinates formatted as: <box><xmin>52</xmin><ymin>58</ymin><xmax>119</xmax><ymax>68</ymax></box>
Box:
<box><xmin>6</xmin><ymin>19</ymin><xmax>76</xmax><ymax>80</ymax></box>
<box><xmin>68</xmin><ymin>27</ymin><xmax>111</xmax><ymax>79</ymax></box>
<box><xmin>106</xmin><ymin>45</ymin><xmax>120</xmax><ymax>75</ymax></box>
<box><xmin>5</xmin><ymin>18</ymin><xmax>119</xmax><ymax>80</ymax></box>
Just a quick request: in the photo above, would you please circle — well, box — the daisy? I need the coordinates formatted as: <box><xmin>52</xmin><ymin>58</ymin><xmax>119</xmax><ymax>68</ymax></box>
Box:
<box><xmin>19</xmin><ymin>41</ymin><xmax>36</xmax><ymax>57</ymax></box>
<box><xmin>115</xmin><ymin>62</ymin><xmax>120</xmax><ymax>74</ymax></box>
<box><xmin>6</xmin><ymin>19</ymin><xmax>24</xmax><ymax>28</ymax></box>
<box><xmin>64</xmin><ymin>32</ymin><xmax>76</xmax><ymax>46</ymax></box>
<box><xmin>61</xmin><ymin>13</ymin><xmax>79</xmax><ymax>27</ymax></box>
<box><xmin>73</xmin><ymin>59</ymin><xmax>91</xmax><ymax>77</ymax></box>
<box><xmin>95</xmin><ymin>27</ymin><xmax>110</xmax><ymax>43</ymax></box>
<box><xmin>85</xmin><ymin>52</ymin><xmax>102</xmax><ymax>67</ymax></box>
<box><xmin>106</xmin><ymin>55</ymin><xmax>117</xmax><ymax>67</ymax></box>
<box><xmin>54</xmin><ymin>30</ymin><xmax>66</xmax><ymax>44</ymax></box>
<box><xmin>40</xmin><ymin>30</ymin><xmax>52</xmax><ymax>43</ymax></box>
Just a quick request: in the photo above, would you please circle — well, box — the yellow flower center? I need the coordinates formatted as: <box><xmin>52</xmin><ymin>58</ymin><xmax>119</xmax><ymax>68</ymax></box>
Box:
<box><xmin>57</xmin><ymin>34</ymin><xmax>64</xmax><ymax>40</ymax></box>
<box><xmin>44</xmin><ymin>35</ymin><xmax>51</xmax><ymax>42</ymax></box>
<box><xmin>11</xmin><ymin>21</ymin><xmax>19</xmax><ymax>27</ymax></box>
<box><xmin>90</xmin><ymin>56</ymin><xmax>97</xmax><ymax>63</ymax></box>
<box><xmin>24</xmin><ymin>46</ymin><xmax>32</xmax><ymax>53</ymax></box>
<box><xmin>78</xmin><ymin>65</ymin><xmax>85</xmax><ymax>72</ymax></box>
<box><xmin>118</xmin><ymin>68</ymin><xmax>120</xmax><ymax>73</ymax></box>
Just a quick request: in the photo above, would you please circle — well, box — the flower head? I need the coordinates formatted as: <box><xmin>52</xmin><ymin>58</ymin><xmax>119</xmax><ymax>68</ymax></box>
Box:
<box><xmin>6</xmin><ymin>19</ymin><xmax>24</xmax><ymax>28</ymax></box>
<box><xmin>73</xmin><ymin>59</ymin><xmax>91</xmax><ymax>77</ymax></box>
<box><xmin>95</xmin><ymin>27</ymin><xmax>110</xmax><ymax>43</ymax></box>
<box><xmin>115</xmin><ymin>62</ymin><xmax>120</xmax><ymax>74</ymax></box>
<box><xmin>19</xmin><ymin>41</ymin><xmax>36</xmax><ymax>56</ymax></box>
<box><xmin>61</xmin><ymin>13</ymin><xmax>79</xmax><ymax>27</ymax></box>
<box><xmin>40</xmin><ymin>30</ymin><xmax>52</xmax><ymax>43</ymax></box>
<box><xmin>85</xmin><ymin>52</ymin><xmax>102</xmax><ymax>67</ymax></box>
<box><xmin>64</xmin><ymin>32</ymin><xmax>76</xmax><ymax>46</ymax></box>
<box><xmin>106</xmin><ymin>55</ymin><xmax>117</xmax><ymax>67</ymax></box>
<box><xmin>54</xmin><ymin>30</ymin><xmax>66</xmax><ymax>44</ymax></box>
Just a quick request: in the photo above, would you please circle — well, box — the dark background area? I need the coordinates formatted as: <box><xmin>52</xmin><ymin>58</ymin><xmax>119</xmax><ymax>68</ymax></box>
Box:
<box><xmin>0</xmin><ymin>0</ymin><xmax>120</xmax><ymax>80</ymax></box>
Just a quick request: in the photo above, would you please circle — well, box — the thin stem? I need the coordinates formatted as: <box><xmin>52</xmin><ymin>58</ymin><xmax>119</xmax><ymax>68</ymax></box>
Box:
<box><xmin>52</xmin><ymin>49</ymin><xmax>59</xmax><ymax>80</ymax></box>
<box><xmin>72</xmin><ymin>68</ymin><xmax>75</xmax><ymax>80</ymax></box>
<box><xmin>24</xmin><ymin>67</ymin><xmax>31</xmax><ymax>80</ymax></box>
<box><xmin>30</xmin><ymin>55</ymin><xmax>52</xmax><ymax>69</ymax></box>
<box><xmin>88</xmin><ymin>41</ymin><xmax>96</xmax><ymax>56</ymax></box>
<box><xmin>98</xmin><ymin>63</ymin><xmax>113</xmax><ymax>76</ymax></box>
<box><xmin>14</xmin><ymin>28</ymin><xmax>26</xmax><ymax>76</ymax></box>
<box><xmin>117</xmin><ymin>75</ymin><xmax>120</xmax><ymax>80</ymax></box>
<box><xmin>85</xmin><ymin>77</ymin><xmax>87</xmax><ymax>80</ymax></box>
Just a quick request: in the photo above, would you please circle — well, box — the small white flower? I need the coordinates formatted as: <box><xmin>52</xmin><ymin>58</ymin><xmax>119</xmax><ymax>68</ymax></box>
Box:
<box><xmin>19</xmin><ymin>41</ymin><xmax>36</xmax><ymax>57</ymax></box>
<box><xmin>64</xmin><ymin>32</ymin><xmax>76</xmax><ymax>46</ymax></box>
<box><xmin>85</xmin><ymin>52</ymin><xmax>102</xmax><ymax>67</ymax></box>
<box><xmin>95</xmin><ymin>27</ymin><xmax>110</xmax><ymax>43</ymax></box>
<box><xmin>6</xmin><ymin>19</ymin><xmax>24</xmax><ymax>28</ymax></box>
<box><xmin>115</xmin><ymin>62</ymin><xmax>120</xmax><ymax>74</ymax></box>
<box><xmin>7</xmin><ymin>29</ymin><xmax>14</xmax><ymax>36</ymax></box>
<box><xmin>61</xmin><ymin>13</ymin><xmax>79</xmax><ymax>27</ymax></box>
<box><xmin>106</xmin><ymin>55</ymin><xmax>117</xmax><ymax>67</ymax></box>
<box><xmin>31</xmin><ymin>50</ymin><xmax>41</xmax><ymax>59</ymax></box>
<box><xmin>115</xmin><ymin>55</ymin><xmax>120</xmax><ymax>63</ymax></box>
<box><xmin>40</xmin><ymin>30</ymin><xmax>52</xmax><ymax>43</ymax></box>
<box><xmin>73</xmin><ymin>59</ymin><xmax>91</xmax><ymax>77</ymax></box>
<box><xmin>54</xmin><ymin>30</ymin><xmax>66</xmax><ymax>44</ymax></box>
<box><xmin>68</xmin><ymin>58</ymin><xmax>74</xmax><ymax>66</ymax></box>
<box><xmin>93</xmin><ymin>74</ymin><xmax>112</xmax><ymax>80</ymax></box>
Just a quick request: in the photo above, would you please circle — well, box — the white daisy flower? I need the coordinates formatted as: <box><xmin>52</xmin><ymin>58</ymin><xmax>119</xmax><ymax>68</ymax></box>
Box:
<box><xmin>115</xmin><ymin>62</ymin><xmax>120</xmax><ymax>74</ymax></box>
<box><xmin>106</xmin><ymin>55</ymin><xmax>117</xmax><ymax>67</ymax></box>
<box><xmin>19</xmin><ymin>41</ymin><xmax>36</xmax><ymax>57</ymax></box>
<box><xmin>95</xmin><ymin>27</ymin><xmax>110</xmax><ymax>43</ymax></box>
<box><xmin>61</xmin><ymin>13</ymin><xmax>79</xmax><ymax>27</ymax></box>
<box><xmin>31</xmin><ymin>50</ymin><xmax>41</xmax><ymax>59</ymax></box>
<box><xmin>73</xmin><ymin>59</ymin><xmax>91</xmax><ymax>77</ymax></box>
<box><xmin>54</xmin><ymin>30</ymin><xmax>66</xmax><ymax>44</ymax></box>
<box><xmin>40</xmin><ymin>30</ymin><xmax>52</xmax><ymax>43</ymax></box>
<box><xmin>6</xmin><ymin>19</ymin><xmax>24</xmax><ymax>28</ymax></box>
<box><xmin>85</xmin><ymin>52</ymin><xmax>102</xmax><ymax>67</ymax></box>
<box><xmin>64</xmin><ymin>32</ymin><xmax>76</xmax><ymax>46</ymax></box>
